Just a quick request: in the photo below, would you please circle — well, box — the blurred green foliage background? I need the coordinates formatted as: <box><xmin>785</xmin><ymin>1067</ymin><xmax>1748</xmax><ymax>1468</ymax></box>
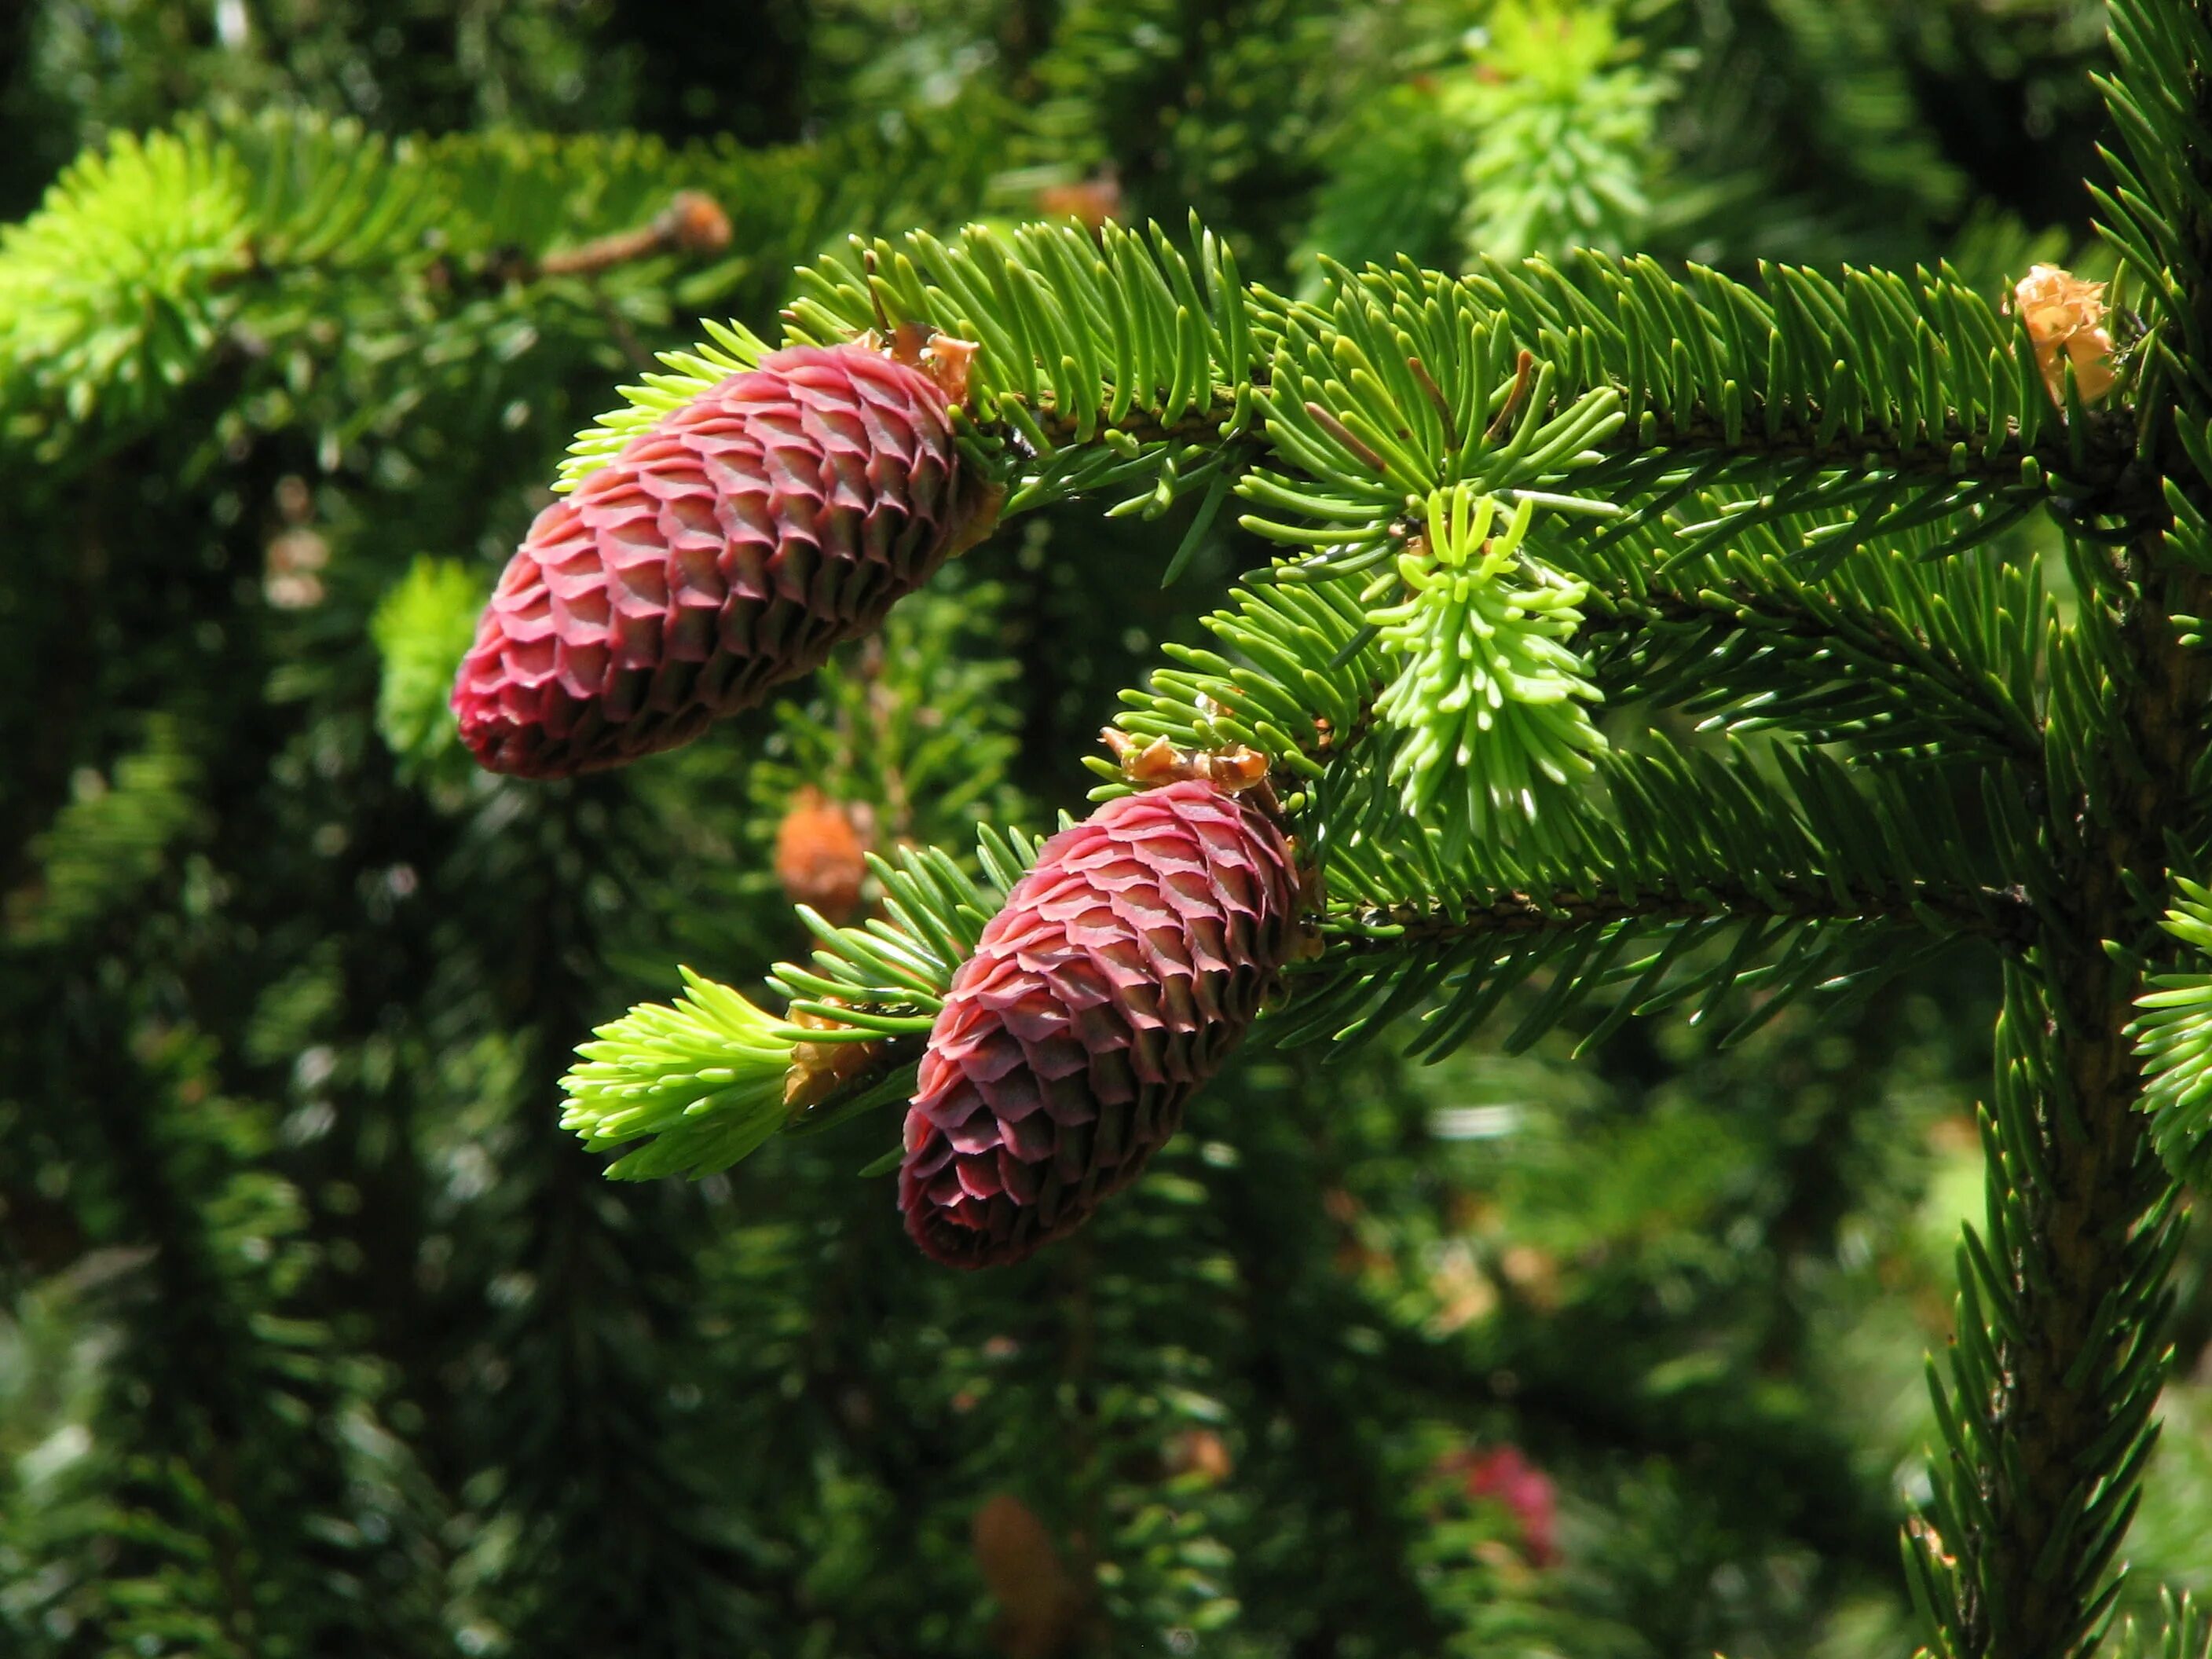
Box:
<box><xmin>0</xmin><ymin>2</ymin><xmax>2203</xmax><ymax>1654</ymax></box>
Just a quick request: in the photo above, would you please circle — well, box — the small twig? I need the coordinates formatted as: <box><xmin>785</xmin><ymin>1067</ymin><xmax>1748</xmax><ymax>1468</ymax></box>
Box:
<box><xmin>536</xmin><ymin>190</ymin><xmax>733</xmax><ymax>279</ymax></box>
<box><xmin>1326</xmin><ymin>879</ymin><xmax>2039</xmax><ymax>953</ymax></box>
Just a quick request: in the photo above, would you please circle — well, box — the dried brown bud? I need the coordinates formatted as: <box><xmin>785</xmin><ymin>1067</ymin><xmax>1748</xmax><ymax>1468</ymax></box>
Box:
<box><xmin>662</xmin><ymin>190</ymin><xmax>732</xmax><ymax>255</ymax></box>
<box><xmin>784</xmin><ymin>1005</ymin><xmax>877</xmax><ymax>1112</ymax></box>
<box><xmin>883</xmin><ymin>323</ymin><xmax>980</xmax><ymax>408</ymax></box>
<box><xmin>1163</xmin><ymin>1428</ymin><xmax>1234</xmax><ymax>1482</ymax></box>
<box><xmin>1497</xmin><ymin>1243</ymin><xmax>1562</xmax><ymax>1311</ymax></box>
<box><xmin>1100</xmin><ymin>728</ymin><xmax>1185</xmax><ymax>785</ymax></box>
<box><xmin>888</xmin><ymin>320</ymin><xmax>932</xmax><ymax>366</ymax></box>
<box><xmin>1035</xmin><ymin>171</ymin><xmax>1122</xmax><ymax>232</ymax></box>
<box><xmin>775</xmin><ymin>787</ymin><xmax>869</xmax><ymax>924</ymax></box>
<box><xmin>264</xmin><ymin>528</ymin><xmax>329</xmax><ymax>610</ymax></box>
<box><xmin>2012</xmin><ymin>264</ymin><xmax>2118</xmax><ymax>407</ymax></box>
<box><xmin>275</xmin><ymin>474</ymin><xmax>314</xmax><ymax>524</ymax></box>
<box><xmin>1200</xmin><ymin>745</ymin><xmax>1269</xmax><ymax>793</ymax></box>
<box><xmin>1099</xmin><ymin>728</ymin><xmax>1271</xmax><ymax>794</ymax></box>
<box><xmin>921</xmin><ymin>335</ymin><xmax>979</xmax><ymax>408</ymax></box>
<box><xmin>972</xmin><ymin>1494</ymin><xmax>1087</xmax><ymax>1659</ymax></box>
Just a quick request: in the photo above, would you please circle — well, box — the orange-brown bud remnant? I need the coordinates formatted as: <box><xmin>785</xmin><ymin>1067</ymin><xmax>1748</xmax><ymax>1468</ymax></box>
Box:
<box><xmin>1098</xmin><ymin>728</ymin><xmax>1271</xmax><ymax>794</ymax></box>
<box><xmin>775</xmin><ymin>787</ymin><xmax>870</xmax><ymax>924</ymax></box>
<box><xmin>1163</xmin><ymin>1427</ymin><xmax>1234</xmax><ymax>1482</ymax></box>
<box><xmin>884</xmin><ymin>323</ymin><xmax>981</xmax><ymax>408</ymax></box>
<box><xmin>1101</xmin><ymin>729</ymin><xmax>1184</xmax><ymax>786</ymax></box>
<box><xmin>264</xmin><ymin>526</ymin><xmax>329</xmax><ymax>610</ymax></box>
<box><xmin>875</xmin><ymin>321</ymin><xmax>998</xmax><ymax>555</ymax></box>
<box><xmin>1035</xmin><ymin>171</ymin><xmax>1122</xmax><ymax>232</ymax></box>
<box><xmin>784</xmin><ymin>1005</ymin><xmax>877</xmax><ymax>1112</ymax></box>
<box><xmin>971</xmin><ymin>1494</ymin><xmax>1087</xmax><ymax>1659</ymax></box>
<box><xmin>921</xmin><ymin>335</ymin><xmax>980</xmax><ymax>407</ymax></box>
<box><xmin>2012</xmin><ymin>264</ymin><xmax>2118</xmax><ymax>407</ymax></box>
<box><xmin>1203</xmin><ymin>745</ymin><xmax>1271</xmax><ymax>793</ymax></box>
<box><xmin>663</xmin><ymin>190</ymin><xmax>732</xmax><ymax>255</ymax></box>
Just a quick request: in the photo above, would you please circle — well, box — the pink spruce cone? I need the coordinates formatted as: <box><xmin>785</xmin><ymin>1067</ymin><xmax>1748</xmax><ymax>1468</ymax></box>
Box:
<box><xmin>452</xmin><ymin>343</ymin><xmax>972</xmax><ymax>778</ymax></box>
<box><xmin>901</xmin><ymin>778</ymin><xmax>1302</xmax><ymax>1268</ymax></box>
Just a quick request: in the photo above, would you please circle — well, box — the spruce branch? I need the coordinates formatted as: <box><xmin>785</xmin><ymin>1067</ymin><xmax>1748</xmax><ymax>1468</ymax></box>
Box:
<box><xmin>1324</xmin><ymin>878</ymin><xmax>2038</xmax><ymax>955</ymax></box>
<box><xmin>1239</xmin><ymin>251</ymin><xmax>2157</xmax><ymax>570</ymax></box>
<box><xmin>556</xmin><ymin>832</ymin><xmax>1042</xmax><ymax>1181</ymax></box>
<box><xmin>1910</xmin><ymin>9</ymin><xmax>2212</xmax><ymax>1654</ymax></box>
<box><xmin>542</xmin><ymin>214</ymin><xmax>2164</xmax><ymax>595</ymax></box>
<box><xmin>226</xmin><ymin>110</ymin><xmax>447</xmax><ymax>276</ymax></box>
<box><xmin>1577</xmin><ymin>570</ymin><xmax>2045</xmax><ymax>764</ymax></box>
<box><xmin>0</xmin><ymin>103</ymin><xmax>1005</xmax><ymax>474</ymax></box>
<box><xmin>0</xmin><ymin>125</ymin><xmax>253</xmax><ymax>441</ymax></box>
<box><xmin>5</xmin><ymin>716</ymin><xmax>207</xmax><ymax>948</ymax></box>
<box><xmin>354</xmin><ymin>16</ymin><xmax>2212</xmax><ymax>1641</ymax></box>
<box><xmin>1280</xmin><ymin>734</ymin><xmax>2032</xmax><ymax>1059</ymax></box>
<box><xmin>1280</xmin><ymin>870</ymin><xmax>2027</xmax><ymax>1058</ymax></box>
<box><xmin>369</xmin><ymin>557</ymin><xmax>485</xmax><ymax>785</ymax></box>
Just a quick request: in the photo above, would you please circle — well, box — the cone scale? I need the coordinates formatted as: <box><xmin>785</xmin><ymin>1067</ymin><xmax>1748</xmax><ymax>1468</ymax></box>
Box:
<box><xmin>452</xmin><ymin>343</ymin><xmax>970</xmax><ymax>778</ymax></box>
<box><xmin>901</xmin><ymin>778</ymin><xmax>1302</xmax><ymax>1268</ymax></box>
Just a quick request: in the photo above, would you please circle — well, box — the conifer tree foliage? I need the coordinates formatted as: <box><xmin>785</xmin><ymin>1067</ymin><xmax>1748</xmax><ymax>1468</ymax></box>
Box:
<box><xmin>7</xmin><ymin>2</ymin><xmax>2212</xmax><ymax>1657</ymax></box>
<box><xmin>529</xmin><ymin>1</ymin><xmax>2212</xmax><ymax>1652</ymax></box>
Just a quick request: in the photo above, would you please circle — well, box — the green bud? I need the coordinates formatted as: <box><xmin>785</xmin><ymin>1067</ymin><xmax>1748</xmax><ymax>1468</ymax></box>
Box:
<box><xmin>1368</xmin><ymin>485</ymin><xmax>1606</xmax><ymax>856</ymax></box>
<box><xmin>560</xmin><ymin>968</ymin><xmax>799</xmax><ymax>1181</ymax></box>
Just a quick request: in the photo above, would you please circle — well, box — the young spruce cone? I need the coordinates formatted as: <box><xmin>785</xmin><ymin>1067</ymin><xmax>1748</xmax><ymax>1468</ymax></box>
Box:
<box><xmin>901</xmin><ymin>778</ymin><xmax>1301</xmax><ymax>1268</ymax></box>
<box><xmin>453</xmin><ymin>342</ymin><xmax>976</xmax><ymax>778</ymax></box>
